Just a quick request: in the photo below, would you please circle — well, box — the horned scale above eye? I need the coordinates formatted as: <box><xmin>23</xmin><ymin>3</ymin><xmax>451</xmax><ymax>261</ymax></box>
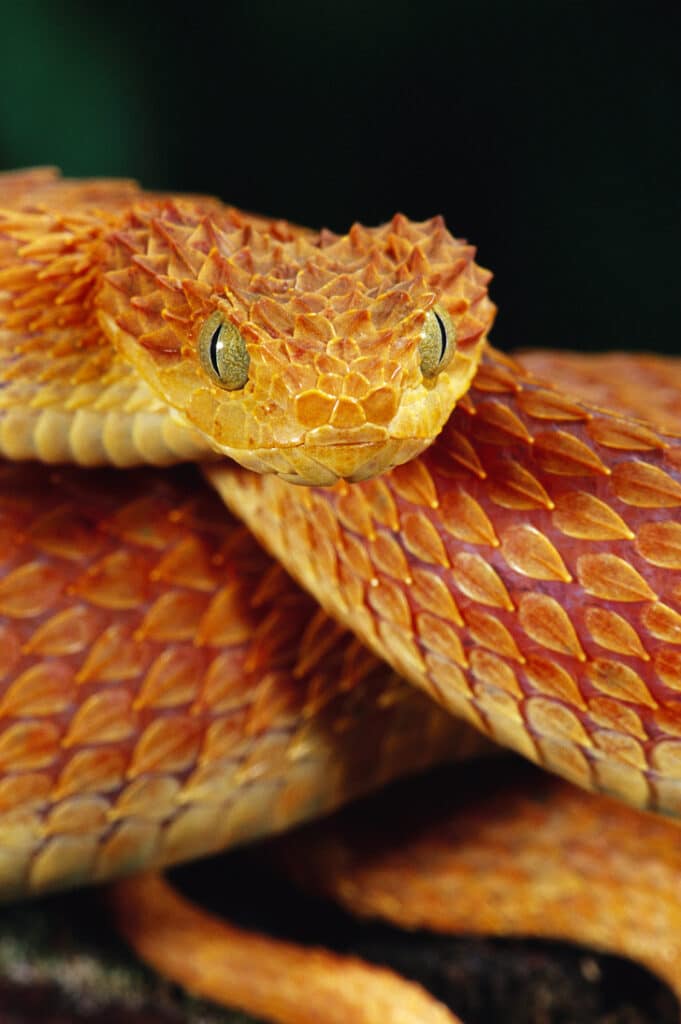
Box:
<box><xmin>198</xmin><ymin>311</ymin><xmax>250</xmax><ymax>391</ymax></box>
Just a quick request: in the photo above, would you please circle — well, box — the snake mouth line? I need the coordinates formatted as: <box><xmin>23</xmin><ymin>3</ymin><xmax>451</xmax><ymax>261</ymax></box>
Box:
<box><xmin>213</xmin><ymin>435</ymin><xmax>430</xmax><ymax>485</ymax></box>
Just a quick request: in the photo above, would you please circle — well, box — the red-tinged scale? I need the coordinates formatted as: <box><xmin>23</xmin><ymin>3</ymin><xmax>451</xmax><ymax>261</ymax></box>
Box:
<box><xmin>212</xmin><ymin>344</ymin><xmax>681</xmax><ymax>820</ymax></box>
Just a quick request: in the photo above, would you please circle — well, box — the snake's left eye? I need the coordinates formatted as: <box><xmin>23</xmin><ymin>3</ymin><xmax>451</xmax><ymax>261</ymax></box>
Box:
<box><xmin>198</xmin><ymin>312</ymin><xmax>250</xmax><ymax>391</ymax></box>
<box><xmin>419</xmin><ymin>304</ymin><xmax>456</xmax><ymax>379</ymax></box>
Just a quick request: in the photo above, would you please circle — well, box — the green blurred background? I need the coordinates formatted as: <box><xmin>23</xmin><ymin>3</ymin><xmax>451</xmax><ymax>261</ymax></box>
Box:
<box><xmin>0</xmin><ymin>0</ymin><xmax>678</xmax><ymax>353</ymax></box>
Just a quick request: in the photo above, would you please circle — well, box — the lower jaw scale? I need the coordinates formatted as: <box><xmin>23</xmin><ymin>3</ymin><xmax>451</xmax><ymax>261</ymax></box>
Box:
<box><xmin>218</xmin><ymin>437</ymin><xmax>431</xmax><ymax>486</ymax></box>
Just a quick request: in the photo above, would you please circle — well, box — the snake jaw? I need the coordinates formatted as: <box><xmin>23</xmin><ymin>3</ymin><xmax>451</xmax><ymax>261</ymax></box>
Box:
<box><xmin>101</xmin><ymin>309</ymin><xmax>488</xmax><ymax>483</ymax></box>
<box><xmin>208</xmin><ymin>436</ymin><xmax>433</xmax><ymax>486</ymax></box>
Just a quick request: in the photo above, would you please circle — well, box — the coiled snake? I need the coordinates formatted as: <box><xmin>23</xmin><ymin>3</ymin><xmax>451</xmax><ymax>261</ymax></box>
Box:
<box><xmin>2</xmin><ymin>168</ymin><xmax>681</xmax><ymax>1023</ymax></box>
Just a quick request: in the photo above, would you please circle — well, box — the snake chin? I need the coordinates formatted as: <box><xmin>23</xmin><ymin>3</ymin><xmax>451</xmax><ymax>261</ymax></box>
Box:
<box><xmin>215</xmin><ymin>436</ymin><xmax>432</xmax><ymax>486</ymax></box>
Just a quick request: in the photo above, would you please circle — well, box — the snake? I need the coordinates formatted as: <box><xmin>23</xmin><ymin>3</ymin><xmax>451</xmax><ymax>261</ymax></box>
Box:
<box><xmin>2</xmin><ymin>166</ymin><xmax>681</xmax><ymax>1023</ymax></box>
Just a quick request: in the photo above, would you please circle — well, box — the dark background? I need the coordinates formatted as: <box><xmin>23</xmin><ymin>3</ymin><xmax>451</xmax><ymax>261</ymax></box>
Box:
<box><xmin>0</xmin><ymin>1</ymin><xmax>679</xmax><ymax>355</ymax></box>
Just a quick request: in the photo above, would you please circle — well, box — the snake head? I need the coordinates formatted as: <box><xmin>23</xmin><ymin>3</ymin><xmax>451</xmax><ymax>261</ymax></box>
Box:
<box><xmin>100</xmin><ymin>202</ymin><xmax>495</xmax><ymax>484</ymax></box>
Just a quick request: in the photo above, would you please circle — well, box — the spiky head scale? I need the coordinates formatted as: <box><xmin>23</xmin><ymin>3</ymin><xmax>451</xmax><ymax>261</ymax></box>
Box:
<box><xmin>99</xmin><ymin>199</ymin><xmax>495</xmax><ymax>483</ymax></box>
<box><xmin>0</xmin><ymin>170</ymin><xmax>495</xmax><ymax>483</ymax></box>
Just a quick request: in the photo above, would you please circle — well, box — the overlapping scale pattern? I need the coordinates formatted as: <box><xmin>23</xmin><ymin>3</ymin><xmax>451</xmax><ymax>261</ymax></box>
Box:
<box><xmin>0</xmin><ymin>462</ymin><xmax>475</xmax><ymax>898</ymax></box>
<box><xmin>98</xmin><ymin>200</ymin><xmax>493</xmax><ymax>481</ymax></box>
<box><xmin>213</xmin><ymin>346</ymin><xmax>681</xmax><ymax>817</ymax></box>
<box><xmin>0</xmin><ymin>168</ymin><xmax>495</xmax><ymax>482</ymax></box>
<box><xmin>0</xmin><ymin>170</ymin><xmax>210</xmax><ymax>465</ymax></box>
<box><xmin>275</xmin><ymin>763</ymin><xmax>681</xmax><ymax>1003</ymax></box>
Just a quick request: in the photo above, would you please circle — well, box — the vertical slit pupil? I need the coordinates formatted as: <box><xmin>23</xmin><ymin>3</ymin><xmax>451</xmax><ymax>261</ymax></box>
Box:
<box><xmin>434</xmin><ymin>312</ymin><xmax>447</xmax><ymax>362</ymax></box>
<box><xmin>209</xmin><ymin>324</ymin><xmax>223</xmax><ymax>376</ymax></box>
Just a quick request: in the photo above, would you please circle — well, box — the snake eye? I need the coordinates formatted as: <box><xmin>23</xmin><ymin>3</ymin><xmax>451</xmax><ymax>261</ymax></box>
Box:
<box><xmin>419</xmin><ymin>303</ymin><xmax>456</xmax><ymax>379</ymax></box>
<box><xmin>198</xmin><ymin>311</ymin><xmax>250</xmax><ymax>391</ymax></box>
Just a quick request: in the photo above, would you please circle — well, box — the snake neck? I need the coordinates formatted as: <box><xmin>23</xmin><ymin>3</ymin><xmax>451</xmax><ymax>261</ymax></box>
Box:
<box><xmin>210</xmin><ymin>342</ymin><xmax>681</xmax><ymax>818</ymax></box>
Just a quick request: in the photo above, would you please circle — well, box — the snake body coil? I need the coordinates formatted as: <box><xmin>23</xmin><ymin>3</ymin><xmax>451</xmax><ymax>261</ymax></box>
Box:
<box><xmin>2</xmin><ymin>167</ymin><xmax>681</xmax><ymax>908</ymax></box>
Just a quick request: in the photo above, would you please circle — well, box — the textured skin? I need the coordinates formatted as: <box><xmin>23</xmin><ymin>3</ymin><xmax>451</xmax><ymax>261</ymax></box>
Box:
<box><xmin>519</xmin><ymin>349</ymin><xmax>681</xmax><ymax>435</ymax></box>
<box><xmin>212</xmin><ymin>344</ymin><xmax>681</xmax><ymax>819</ymax></box>
<box><xmin>276</xmin><ymin>760</ymin><xmax>681</xmax><ymax>1004</ymax></box>
<box><xmin>0</xmin><ymin>169</ymin><xmax>494</xmax><ymax>483</ymax></box>
<box><xmin>111</xmin><ymin>873</ymin><xmax>462</xmax><ymax>1024</ymax></box>
<box><xmin>3</xmin><ymin>168</ymin><xmax>681</xmax><ymax>1021</ymax></box>
<box><xmin>0</xmin><ymin>461</ymin><xmax>480</xmax><ymax>898</ymax></box>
